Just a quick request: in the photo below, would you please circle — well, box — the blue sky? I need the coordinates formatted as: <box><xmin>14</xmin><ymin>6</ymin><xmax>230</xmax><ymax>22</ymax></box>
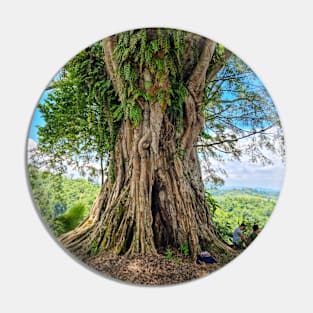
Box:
<box><xmin>29</xmin><ymin>108</ymin><xmax>44</xmax><ymax>142</ymax></box>
<box><xmin>29</xmin><ymin>92</ymin><xmax>48</xmax><ymax>142</ymax></box>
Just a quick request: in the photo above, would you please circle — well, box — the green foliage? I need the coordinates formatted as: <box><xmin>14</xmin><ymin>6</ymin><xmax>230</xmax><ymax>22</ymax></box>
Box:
<box><xmin>113</xmin><ymin>29</ymin><xmax>188</xmax><ymax>133</ymax></box>
<box><xmin>167</xmin><ymin>81</ymin><xmax>187</xmax><ymax>136</ymax></box>
<box><xmin>126</xmin><ymin>103</ymin><xmax>142</xmax><ymax>128</ymax></box>
<box><xmin>90</xmin><ymin>240</ymin><xmax>99</xmax><ymax>256</ymax></box>
<box><xmin>206</xmin><ymin>191</ymin><xmax>221</xmax><ymax>215</ymax></box>
<box><xmin>165</xmin><ymin>248</ymin><xmax>174</xmax><ymax>260</ymax></box>
<box><xmin>211</xmin><ymin>43</ymin><xmax>226</xmax><ymax>64</ymax></box>
<box><xmin>108</xmin><ymin>158</ymin><xmax>115</xmax><ymax>184</ymax></box>
<box><xmin>36</xmin><ymin>41</ymin><xmax>118</xmax><ymax>180</ymax></box>
<box><xmin>178</xmin><ymin>240</ymin><xmax>190</xmax><ymax>256</ymax></box>
<box><xmin>54</xmin><ymin>202</ymin><xmax>87</xmax><ymax>236</ymax></box>
<box><xmin>175</xmin><ymin>148</ymin><xmax>186</xmax><ymax>160</ymax></box>
<box><xmin>28</xmin><ymin>165</ymin><xmax>100</xmax><ymax>235</ymax></box>
<box><xmin>207</xmin><ymin>188</ymin><xmax>277</xmax><ymax>244</ymax></box>
<box><xmin>28</xmin><ymin>164</ymin><xmax>58</xmax><ymax>229</ymax></box>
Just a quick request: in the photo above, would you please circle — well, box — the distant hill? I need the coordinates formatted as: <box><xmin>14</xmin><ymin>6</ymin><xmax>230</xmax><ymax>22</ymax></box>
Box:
<box><xmin>207</xmin><ymin>187</ymin><xmax>279</xmax><ymax>200</ymax></box>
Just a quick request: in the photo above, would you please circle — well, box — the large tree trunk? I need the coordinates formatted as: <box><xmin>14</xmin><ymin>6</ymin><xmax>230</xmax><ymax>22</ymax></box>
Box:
<box><xmin>59</xmin><ymin>30</ymin><xmax>232</xmax><ymax>259</ymax></box>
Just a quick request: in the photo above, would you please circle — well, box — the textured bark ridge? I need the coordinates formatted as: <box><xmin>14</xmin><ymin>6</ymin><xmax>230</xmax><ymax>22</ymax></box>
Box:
<box><xmin>59</xmin><ymin>31</ymin><xmax>232</xmax><ymax>259</ymax></box>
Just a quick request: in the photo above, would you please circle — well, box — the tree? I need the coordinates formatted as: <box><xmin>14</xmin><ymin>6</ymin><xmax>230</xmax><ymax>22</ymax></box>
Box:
<box><xmin>28</xmin><ymin>164</ymin><xmax>56</xmax><ymax>229</ymax></box>
<box><xmin>34</xmin><ymin>28</ymin><xmax>284</xmax><ymax>259</ymax></box>
<box><xmin>37</xmin><ymin>42</ymin><xmax>117</xmax><ymax>185</ymax></box>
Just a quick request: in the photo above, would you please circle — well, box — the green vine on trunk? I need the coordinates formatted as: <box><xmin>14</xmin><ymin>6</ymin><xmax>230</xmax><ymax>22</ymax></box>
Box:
<box><xmin>90</xmin><ymin>239</ymin><xmax>99</xmax><ymax>256</ymax></box>
<box><xmin>112</xmin><ymin>28</ymin><xmax>188</xmax><ymax>133</ymax></box>
<box><xmin>178</xmin><ymin>240</ymin><xmax>190</xmax><ymax>256</ymax></box>
<box><xmin>109</xmin><ymin>158</ymin><xmax>116</xmax><ymax>184</ymax></box>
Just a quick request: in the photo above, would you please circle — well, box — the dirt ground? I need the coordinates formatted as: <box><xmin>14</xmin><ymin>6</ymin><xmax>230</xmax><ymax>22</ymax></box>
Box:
<box><xmin>84</xmin><ymin>251</ymin><xmax>235</xmax><ymax>286</ymax></box>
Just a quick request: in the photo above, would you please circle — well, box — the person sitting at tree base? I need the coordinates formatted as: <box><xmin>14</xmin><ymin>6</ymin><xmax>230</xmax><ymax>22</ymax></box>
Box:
<box><xmin>248</xmin><ymin>224</ymin><xmax>261</xmax><ymax>245</ymax></box>
<box><xmin>196</xmin><ymin>251</ymin><xmax>217</xmax><ymax>265</ymax></box>
<box><xmin>233</xmin><ymin>223</ymin><xmax>247</xmax><ymax>249</ymax></box>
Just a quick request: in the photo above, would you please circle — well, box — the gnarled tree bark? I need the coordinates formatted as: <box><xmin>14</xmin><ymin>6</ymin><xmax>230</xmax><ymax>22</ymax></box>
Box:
<box><xmin>59</xmin><ymin>30</ymin><xmax>233</xmax><ymax>259</ymax></box>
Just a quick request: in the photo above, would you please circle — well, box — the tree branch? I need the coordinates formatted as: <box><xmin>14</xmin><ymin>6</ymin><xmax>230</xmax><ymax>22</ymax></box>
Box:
<box><xmin>187</xmin><ymin>39</ymin><xmax>216</xmax><ymax>103</ymax></box>
<box><xmin>195</xmin><ymin>124</ymin><xmax>276</xmax><ymax>148</ymax></box>
<box><xmin>209</xmin><ymin>145</ymin><xmax>235</xmax><ymax>154</ymax></box>
<box><xmin>213</xmin><ymin>97</ymin><xmax>254</xmax><ymax>104</ymax></box>
<box><xmin>44</xmin><ymin>81</ymin><xmax>58</xmax><ymax>91</ymax></box>
<box><xmin>102</xmin><ymin>37</ymin><xmax>124</xmax><ymax>101</ymax></box>
<box><xmin>209</xmin><ymin>72</ymin><xmax>252</xmax><ymax>83</ymax></box>
<box><xmin>206</xmin><ymin>48</ymin><xmax>232</xmax><ymax>83</ymax></box>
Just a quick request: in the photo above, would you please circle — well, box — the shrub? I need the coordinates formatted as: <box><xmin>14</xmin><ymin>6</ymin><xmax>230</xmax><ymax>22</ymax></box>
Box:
<box><xmin>178</xmin><ymin>241</ymin><xmax>190</xmax><ymax>256</ymax></box>
<box><xmin>53</xmin><ymin>202</ymin><xmax>87</xmax><ymax>236</ymax></box>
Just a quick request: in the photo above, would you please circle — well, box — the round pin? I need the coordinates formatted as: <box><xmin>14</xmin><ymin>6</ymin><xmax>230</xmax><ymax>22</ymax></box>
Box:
<box><xmin>27</xmin><ymin>28</ymin><xmax>285</xmax><ymax>285</ymax></box>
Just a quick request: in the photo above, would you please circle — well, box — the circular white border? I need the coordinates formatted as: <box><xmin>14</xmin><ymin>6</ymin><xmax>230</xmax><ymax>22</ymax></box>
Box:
<box><xmin>1</xmin><ymin>1</ymin><xmax>312</xmax><ymax>312</ymax></box>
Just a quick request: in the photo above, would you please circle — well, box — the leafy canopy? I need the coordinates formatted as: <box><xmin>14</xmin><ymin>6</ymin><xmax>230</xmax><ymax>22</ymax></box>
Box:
<box><xmin>33</xmin><ymin>29</ymin><xmax>284</xmax><ymax>185</ymax></box>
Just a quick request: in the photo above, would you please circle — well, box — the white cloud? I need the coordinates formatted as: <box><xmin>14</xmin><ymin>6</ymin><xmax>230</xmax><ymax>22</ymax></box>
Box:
<box><xmin>201</xmin><ymin>125</ymin><xmax>286</xmax><ymax>190</ymax></box>
<box><xmin>28</xmin><ymin>138</ymin><xmax>37</xmax><ymax>149</ymax></box>
<box><xmin>222</xmin><ymin>155</ymin><xmax>285</xmax><ymax>190</ymax></box>
<box><xmin>26</xmin><ymin>138</ymin><xmax>104</xmax><ymax>184</ymax></box>
<box><xmin>27</xmin><ymin>138</ymin><xmax>37</xmax><ymax>163</ymax></box>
